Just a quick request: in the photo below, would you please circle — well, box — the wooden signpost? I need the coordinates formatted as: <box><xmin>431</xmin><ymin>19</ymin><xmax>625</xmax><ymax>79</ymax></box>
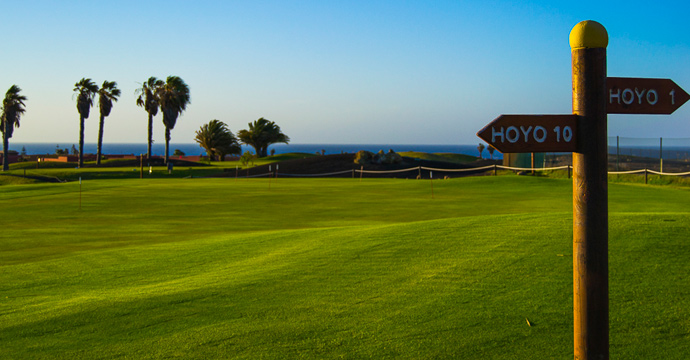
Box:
<box><xmin>477</xmin><ymin>20</ymin><xmax>688</xmax><ymax>360</ymax></box>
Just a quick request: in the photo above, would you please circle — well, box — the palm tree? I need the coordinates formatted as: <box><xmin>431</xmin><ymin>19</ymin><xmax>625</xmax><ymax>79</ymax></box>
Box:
<box><xmin>477</xmin><ymin>143</ymin><xmax>485</xmax><ymax>159</ymax></box>
<box><xmin>156</xmin><ymin>76</ymin><xmax>190</xmax><ymax>164</ymax></box>
<box><xmin>135</xmin><ymin>77</ymin><xmax>164</xmax><ymax>160</ymax></box>
<box><xmin>73</xmin><ymin>78</ymin><xmax>99</xmax><ymax>168</ymax></box>
<box><xmin>1</xmin><ymin>85</ymin><xmax>27</xmax><ymax>171</ymax></box>
<box><xmin>96</xmin><ymin>80</ymin><xmax>121</xmax><ymax>165</ymax></box>
<box><xmin>237</xmin><ymin>117</ymin><xmax>290</xmax><ymax>158</ymax></box>
<box><xmin>194</xmin><ymin>119</ymin><xmax>241</xmax><ymax>161</ymax></box>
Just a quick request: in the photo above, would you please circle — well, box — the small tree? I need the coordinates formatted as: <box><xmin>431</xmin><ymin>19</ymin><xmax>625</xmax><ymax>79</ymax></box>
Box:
<box><xmin>240</xmin><ymin>151</ymin><xmax>255</xmax><ymax>168</ymax></box>
<box><xmin>55</xmin><ymin>146</ymin><xmax>68</xmax><ymax>155</ymax></box>
<box><xmin>487</xmin><ymin>145</ymin><xmax>496</xmax><ymax>160</ymax></box>
<box><xmin>477</xmin><ymin>143</ymin><xmax>485</xmax><ymax>159</ymax></box>
<box><xmin>173</xmin><ymin>149</ymin><xmax>185</xmax><ymax>156</ymax></box>
<box><xmin>194</xmin><ymin>119</ymin><xmax>241</xmax><ymax>161</ymax></box>
<box><xmin>237</xmin><ymin>117</ymin><xmax>289</xmax><ymax>158</ymax></box>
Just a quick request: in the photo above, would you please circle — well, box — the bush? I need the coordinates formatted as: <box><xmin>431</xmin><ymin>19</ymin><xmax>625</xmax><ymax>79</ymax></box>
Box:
<box><xmin>354</xmin><ymin>150</ymin><xmax>374</xmax><ymax>165</ymax></box>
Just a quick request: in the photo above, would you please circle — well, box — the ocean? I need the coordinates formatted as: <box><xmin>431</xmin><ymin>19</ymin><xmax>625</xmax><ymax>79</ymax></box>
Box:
<box><xmin>11</xmin><ymin>142</ymin><xmax>690</xmax><ymax>161</ymax></box>
<box><xmin>9</xmin><ymin>143</ymin><xmax>503</xmax><ymax>159</ymax></box>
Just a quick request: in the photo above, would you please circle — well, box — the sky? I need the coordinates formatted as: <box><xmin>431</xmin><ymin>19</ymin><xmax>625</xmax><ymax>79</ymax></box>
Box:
<box><xmin>2</xmin><ymin>0</ymin><xmax>690</xmax><ymax>146</ymax></box>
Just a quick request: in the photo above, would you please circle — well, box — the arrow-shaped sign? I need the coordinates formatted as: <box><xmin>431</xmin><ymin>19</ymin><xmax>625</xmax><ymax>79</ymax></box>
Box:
<box><xmin>477</xmin><ymin>114</ymin><xmax>578</xmax><ymax>153</ymax></box>
<box><xmin>607</xmin><ymin>77</ymin><xmax>690</xmax><ymax>114</ymax></box>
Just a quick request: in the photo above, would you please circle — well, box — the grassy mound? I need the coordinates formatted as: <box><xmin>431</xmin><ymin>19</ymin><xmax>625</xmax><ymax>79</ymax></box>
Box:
<box><xmin>399</xmin><ymin>151</ymin><xmax>480</xmax><ymax>164</ymax></box>
<box><xmin>0</xmin><ymin>173</ymin><xmax>59</xmax><ymax>185</ymax></box>
<box><xmin>11</xmin><ymin>160</ymin><xmax>78</xmax><ymax>169</ymax></box>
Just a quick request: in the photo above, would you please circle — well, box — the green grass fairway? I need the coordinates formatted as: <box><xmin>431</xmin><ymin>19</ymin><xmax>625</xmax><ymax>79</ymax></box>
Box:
<box><xmin>1</xmin><ymin>177</ymin><xmax>689</xmax><ymax>358</ymax></box>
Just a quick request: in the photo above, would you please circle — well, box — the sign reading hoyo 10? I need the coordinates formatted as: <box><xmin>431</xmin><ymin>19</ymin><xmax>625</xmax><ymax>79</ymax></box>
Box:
<box><xmin>477</xmin><ymin>114</ymin><xmax>578</xmax><ymax>153</ymax></box>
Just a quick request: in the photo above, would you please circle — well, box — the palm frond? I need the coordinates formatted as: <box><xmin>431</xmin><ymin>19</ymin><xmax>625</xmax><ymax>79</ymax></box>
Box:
<box><xmin>98</xmin><ymin>80</ymin><xmax>120</xmax><ymax>117</ymax></box>
<box><xmin>136</xmin><ymin>77</ymin><xmax>163</xmax><ymax>116</ymax></box>
<box><xmin>157</xmin><ymin>76</ymin><xmax>191</xmax><ymax>130</ymax></box>
<box><xmin>73</xmin><ymin>78</ymin><xmax>98</xmax><ymax>118</ymax></box>
<box><xmin>100</xmin><ymin>80</ymin><xmax>121</xmax><ymax>101</ymax></box>
<box><xmin>1</xmin><ymin>85</ymin><xmax>27</xmax><ymax>138</ymax></box>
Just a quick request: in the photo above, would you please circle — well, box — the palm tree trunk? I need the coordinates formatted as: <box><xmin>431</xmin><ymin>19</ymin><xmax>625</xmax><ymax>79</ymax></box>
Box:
<box><xmin>79</xmin><ymin>116</ymin><xmax>85</xmax><ymax>168</ymax></box>
<box><xmin>147</xmin><ymin>112</ymin><xmax>153</xmax><ymax>160</ymax></box>
<box><xmin>2</xmin><ymin>121</ymin><xmax>9</xmax><ymax>172</ymax></box>
<box><xmin>250</xmin><ymin>144</ymin><xmax>259</xmax><ymax>158</ymax></box>
<box><xmin>97</xmin><ymin>115</ymin><xmax>105</xmax><ymax>165</ymax></box>
<box><xmin>164</xmin><ymin>127</ymin><xmax>171</xmax><ymax>164</ymax></box>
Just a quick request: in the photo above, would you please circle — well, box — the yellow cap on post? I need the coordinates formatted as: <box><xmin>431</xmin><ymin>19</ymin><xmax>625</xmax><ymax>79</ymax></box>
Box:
<box><xmin>570</xmin><ymin>20</ymin><xmax>608</xmax><ymax>49</ymax></box>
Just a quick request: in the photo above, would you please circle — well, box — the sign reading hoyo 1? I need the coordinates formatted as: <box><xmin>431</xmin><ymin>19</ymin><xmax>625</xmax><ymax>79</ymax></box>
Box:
<box><xmin>477</xmin><ymin>115</ymin><xmax>578</xmax><ymax>153</ymax></box>
<box><xmin>607</xmin><ymin>77</ymin><xmax>690</xmax><ymax>114</ymax></box>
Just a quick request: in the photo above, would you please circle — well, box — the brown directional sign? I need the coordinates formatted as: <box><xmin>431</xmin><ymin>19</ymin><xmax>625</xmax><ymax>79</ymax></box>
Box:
<box><xmin>477</xmin><ymin>114</ymin><xmax>578</xmax><ymax>153</ymax></box>
<box><xmin>607</xmin><ymin>77</ymin><xmax>690</xmax><ymax>114</ymax></box>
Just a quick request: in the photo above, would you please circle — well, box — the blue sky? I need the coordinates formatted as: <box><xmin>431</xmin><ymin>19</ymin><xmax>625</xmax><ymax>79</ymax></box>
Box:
<box><xmin>2</xmin><ymin>0</ymin><xmax>690</xmax><ymax>145</ymax></box>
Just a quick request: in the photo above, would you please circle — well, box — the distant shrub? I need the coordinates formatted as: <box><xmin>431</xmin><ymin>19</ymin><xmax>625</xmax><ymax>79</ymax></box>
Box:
<box><xmin>240</xmin><ymin>151</ymin><xmax>256</xmax><ymax>167</ymax></box>
<box><xmin>354</xmin><ymin>150</ymin><xmax>402</xmax><ymax>165</ymax></box>
<box><xmin>354</xmin><ymin>150</ymin><xmax>374</xmax><ymax>165</ymax></box>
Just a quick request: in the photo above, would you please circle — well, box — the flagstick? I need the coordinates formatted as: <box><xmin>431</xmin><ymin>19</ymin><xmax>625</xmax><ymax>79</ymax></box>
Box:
<box><xmin>430</xmin><ymin>171</ymin><xmax>434</xmax><ymax>199</ymax></box>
